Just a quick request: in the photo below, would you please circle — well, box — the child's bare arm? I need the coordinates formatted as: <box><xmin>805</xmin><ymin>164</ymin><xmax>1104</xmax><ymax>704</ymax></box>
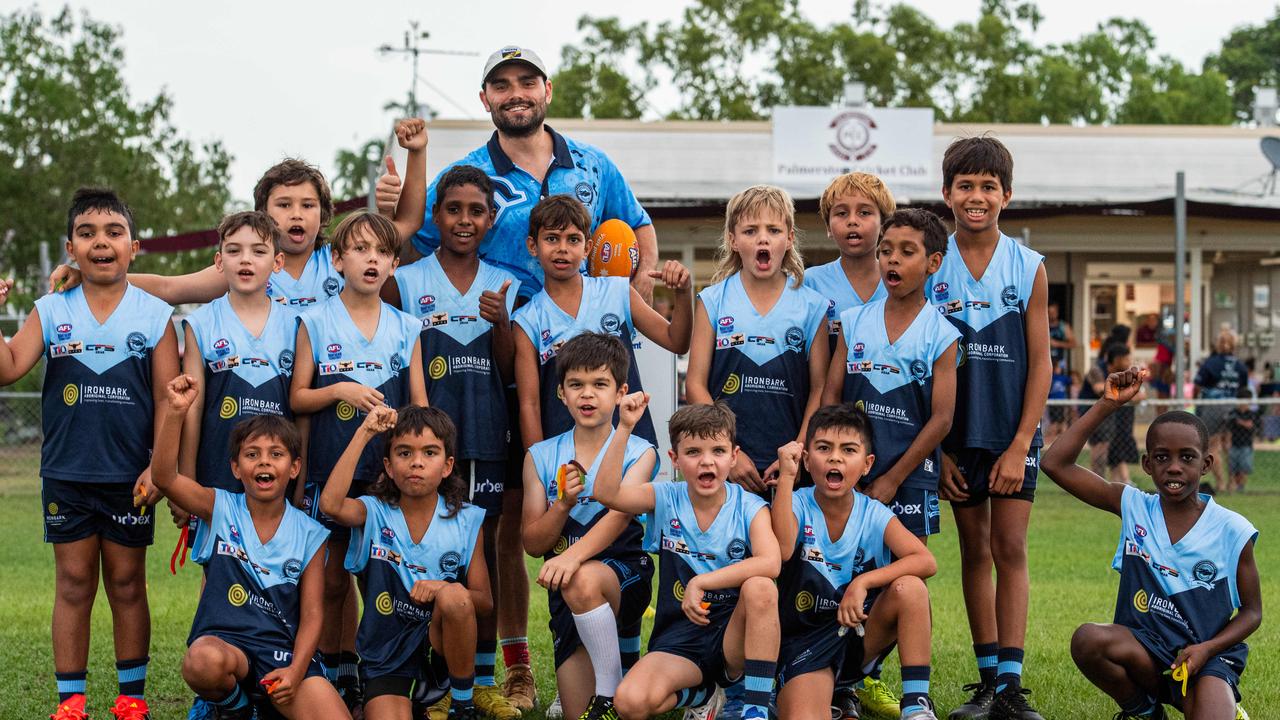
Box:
<box><xmin>390</xmin><ymin>119</ymin><xmax>428</xmax><ymax>243</ymax></box>
<box><xmin>513</xmin><ymin>326</ymin><xmax>544</xmax><ymax>446</ymax></box>
<box><xmin>177</xmin><ymin>323</ymin><xmax>206</xmax><ymax>480</ymax></box>
<box><xmin>521</xmin><ymin>452</ymin><xmax>573</xmax><ymax>557</ymax></box>
<box><xmin>48</xmin><ymin>265</ymin><xmax>227</xmax><ymax>305</ymax></box>
<box><xmin>683</xmin><ymin>300</ymin><xmax>714</xmax><ymax>404</ymax></box>
<box><xmin>465</xmin><ymin>532</ymin><xmax>494</xmax><ymax>617</ymax></box>
<box><xmin>478</xmin><ymin>280</ymin><xmax>515</xmax><ymax>382</ymax></box>
<box><xmin>289</xmin><ymin>323</ymin><xmax>384</xmax><ymax>413</ymax></box>
<box><xmin>136</xmin><ymin>321</ymin><xmax>181</xmax><ymax>505</ymax></box>
<box><xmin>630</xmin><ymin>261</ymin><xmax>693</xmax><ymax>354</ymax></box>
<box><xmin>284</xmin><ymin>546</ymin><xmax>327</xmax><ymax>686</ymax></box>
<box><xmin>152</xmin><ymin>375</ymin><xmax>216</xmax><ymax>520</ymax></box>
<box><xmin>593</xmin><ymin>392</ymin><xmax>659</xmax><ymax>514</ymax></box>
<box><xmin>821</xmin><ymin>332</ymin><xmax>848</xmax><ymax>407</ymax></box>
<box><xmin>991</xmin><ymin>264</ymin><xmax>1051</xmax><ymax>494</ymax></box>
<box><xmin>838</xmin><ymin>517</ymin><xmax>936</xmax><ymax>628</ymax></box>
<box><xmin>691</xmin><ymin>506</ymin><xmax>781</xmax><ymax>592</ymax></box>
<box><xmin>408</xmin><ymin>336</ymin><xmax>428</xmax><ymax>406</ymax></box>
<box><xmin>771</xmin><ymin>442</ymin><xmax>804</xmax><ymax>562</ymax></box>
<box><xmin>319</xmin><ymin>407</ymin><xmax>396</xmax><ymax>526</ymax></box>
<box><xmin>1041</xmin><ymin>368</ymin><xmax>1146</xmax><ymax>514</ymax></box>
<box><xmin>796</xmin><ymin>324</ymin><xmax>830</xmax><ymax>442</ymax></box>
<box><xmin>0</xmin><ymin>302</ymin><xmax>46</xmax><ymax>385</ymax></box>
<box><xmin>1174</xmin><ymin>539</ymin><xmax>1261</xmax><ymax>676</ymax></box>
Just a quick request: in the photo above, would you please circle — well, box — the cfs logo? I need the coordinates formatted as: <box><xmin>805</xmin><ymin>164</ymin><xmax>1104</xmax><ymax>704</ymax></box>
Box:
<box><xmin>721</xmin><ymin>373</ymin><xmax>741</xmax><ymax>395</ymax></box>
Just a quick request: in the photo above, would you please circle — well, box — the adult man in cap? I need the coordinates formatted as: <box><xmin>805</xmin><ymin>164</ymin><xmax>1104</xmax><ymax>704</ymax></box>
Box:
<box><xmin>409</xmin><ymin>45</ymin><xmax>659</xmax><ymax>301</ymax></box>
<box><xmin>407</xmin><ymin>46</ymin><xmax>659</xmax><ymax>717</ymax></box>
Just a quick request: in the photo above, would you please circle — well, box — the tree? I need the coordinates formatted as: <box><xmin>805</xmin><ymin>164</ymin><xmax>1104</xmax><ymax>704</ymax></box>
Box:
<box><xmin>0</xmin><ymin>6</ymin><xmax>231</xmax><ymax>301</ymax></box>
<box><xmin>1205</xmin><ymin>9</ymin><xmax>1280</xmax><ymax>122</ymax></box>
<box><xmin>549</xmin><ymin>0</ymin><xmax>1234</xmax><ymax>126</ymax></box>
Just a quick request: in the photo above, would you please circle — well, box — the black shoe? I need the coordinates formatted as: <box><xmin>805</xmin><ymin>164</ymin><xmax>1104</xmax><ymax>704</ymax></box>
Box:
<box><xmin>448</xmin><ymin>704</ymin><xmax>478</xmax><ymax>720</ymax></box>
<box><xmin>948</xmin><ymin>682</ymin><xmax>996</xmax><ymax>720</ymax></box>
<box><xmin>1113</xmin><ymin>704</ymin><xmax>1166</xmax><ymax>720</ymax></box>
<box><xmin>579</xmin><ymin>695</ymin><xmax>620</xmax><ymax>720</ymax></box>
<box><xmin>210</xmin><ymin>706</ymin><xmax>254</xmax><ymax>720</ymax></box>
<box><xmin>832</xmin><ymin>688</ymin><xmax>862</xmax><ymax>719</ymax></box>
<box><xmin>990</xmin><ymin>687</ymin><xmax>1044</xmax><ymax>720</ymax></box>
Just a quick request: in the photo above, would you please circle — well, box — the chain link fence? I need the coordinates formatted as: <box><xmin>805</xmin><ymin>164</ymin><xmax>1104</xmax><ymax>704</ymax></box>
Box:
<box><xmin>0</xmin><ymin>392</ymin><xmax>42</xmax><ymax>490</ymax></box>
<box><xmin>1044</xmin><ymin>396</ymin><xmax>1280</xmax><ymax>493</ymax></box>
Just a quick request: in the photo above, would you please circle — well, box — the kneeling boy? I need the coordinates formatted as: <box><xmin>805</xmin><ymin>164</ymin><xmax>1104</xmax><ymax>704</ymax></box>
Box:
<box><xmin>1042</xmin><ymin>369</ymin><xmax>1260</xmax><ymax>720</ymax></box>
<box><xmin>596</xmin><ymin>400</ymin><xmax>780</xmax><ymax>720</ymax></box>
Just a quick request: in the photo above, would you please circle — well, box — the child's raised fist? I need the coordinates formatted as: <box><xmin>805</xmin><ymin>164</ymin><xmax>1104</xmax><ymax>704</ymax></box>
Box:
<box><xmin>618</xmin><ymin>391</ymin><xmax>649</xmax><ymax>429</ymax></box>
<box><xmin>0</xmin><ymin>279</ymin><xmax>13</xmax><ymax>305</ymax></box>
<box><xmin>396</xmin><ymin>118</ymin><xmax>428</xmax><ymax>151</ymax></box>
<box><xmin>776</xmin><ymin>441</ymin><xmax>804</xmax><ymax>479</ymax></box>
<box><xmin>1105</xmin><ymin>366</ymin><xmax>1148</xmax><ymax>405</ymax></box>
<box><xmin>360</xmin><ymin>405</ymin><xmax>398</xmax><ymax>435</ymax></box>
<box><xmin>165</xmin><ymin>374</ymin><xmax>199</xmax><ymax>413</ymax></box>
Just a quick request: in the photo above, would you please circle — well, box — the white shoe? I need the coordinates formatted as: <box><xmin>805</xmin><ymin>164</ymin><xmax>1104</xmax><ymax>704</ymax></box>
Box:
<box><xmin>684</xmin><ymin>687</ymin><xmax>727</xmax><ymax>720</ymax></box>
<box><xmin>546</xmin><ymin>693</ymin><xmax>563</xmax><ymax>719</ymax></box>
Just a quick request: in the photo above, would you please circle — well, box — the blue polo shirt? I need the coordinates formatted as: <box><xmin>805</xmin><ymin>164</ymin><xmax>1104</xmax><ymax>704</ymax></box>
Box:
<box><xmin>412</xmin><ymin>127</ymin><xmax>651</xmax><ymax>299</ymax></box>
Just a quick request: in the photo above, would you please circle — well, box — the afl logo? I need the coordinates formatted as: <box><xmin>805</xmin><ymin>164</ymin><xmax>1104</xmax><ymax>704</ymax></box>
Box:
<box><xmin>126</xmin><ymin>332</ymin><xmax>147</xmax><ymax>356</ymax></box>
<box><xmin>1002</xmin><ymin>285</ymin><xmax>1019</xmax><ymax>307</ymax></box>
<box><xmin>278</xmin><ymin>350</ymin><xmax>294</xmax><ymax>372</ymax></box>
<box><xmin>600</xmin><ymin>313</ymin><xmax>622</xmax><ymax>334</ymax></box>
<box><xmin>56</xmin><ymin>323</ymin><xmax>73</xmax><ymax>338</ymax></box>
<box><xmin>933</xmin><ymin>282</ymin><xmax>949</xmax><ymax>301</ymax></box>
<box><xmin>726</xmin><ymin>539</ymin><xmax>747</xmax><ymax>560</ymax></box>
<box><xmin>599</xmin><ymin>243</ymin><xmax>612</xmax><ymax>262</ymax></box>
<box><xmin>213</xmin><ymin>338</ymin><xmax>231</xmax><ymax>356</ymax></box>
<box><xmin>852</xmin><ymin>342</ymin><xmax>865</xmax><ymax>358</ymax></box>
<box><xmin>718</xmin><ymin>316</ymin><xmax>734</xmax><ymax>334</ymax></box>
<box><xmin>418</xmin><ymin>294</ymin><xmax>435</xmax><ymax>310</ymax></box>
<box><xmin>323</xmin><ymin>277</ymin><xmax>340</xmax><ymax>296</ymax></box>
<box><xmin>439</xmin><ymin>551</ymin><xmax>462</xmax><ymax>577</ymax></box>
<box><xmin>326</xmin><ymin>343</ymin><xmax>342</xmax><ymax>359</ymax></box>
<box><xmin>828</xmin><ymin>111</ymin><xmax>878</xmax><ymax>162</ymax></box>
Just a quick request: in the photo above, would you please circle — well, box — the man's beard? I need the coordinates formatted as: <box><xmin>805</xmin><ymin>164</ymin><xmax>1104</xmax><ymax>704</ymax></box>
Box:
<box><xmin>492</xmin><ymin>101</ymin><xmax>547</xmax><ymax>138</ymax></box>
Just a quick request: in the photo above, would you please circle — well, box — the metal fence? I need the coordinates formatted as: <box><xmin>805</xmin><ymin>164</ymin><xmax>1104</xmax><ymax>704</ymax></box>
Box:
<box><xmin>1044</xmin><ymin>396</ymin><xmax>1280</xmax><ymax>492</ymax></box>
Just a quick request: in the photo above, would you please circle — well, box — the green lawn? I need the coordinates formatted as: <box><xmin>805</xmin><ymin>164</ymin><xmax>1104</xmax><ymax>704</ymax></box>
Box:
<box><xmin>0</xmin><ymin>445</ymin><xmax>1276</xmax><ymax>719</ymax></box>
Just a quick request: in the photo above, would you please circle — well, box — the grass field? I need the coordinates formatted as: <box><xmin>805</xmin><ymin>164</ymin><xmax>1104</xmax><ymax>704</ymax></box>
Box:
<box><xmin>0</xmin><ymin>445</ymin><xmax>1276</xmax><ymax>719</ymax></box>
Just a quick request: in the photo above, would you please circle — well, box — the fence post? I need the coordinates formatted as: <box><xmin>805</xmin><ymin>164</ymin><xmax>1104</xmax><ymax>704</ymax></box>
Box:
<box><xmin>1174</xmin><ymin>171</ymin><xmax>1186</xmax><ymax>399</ymax></box>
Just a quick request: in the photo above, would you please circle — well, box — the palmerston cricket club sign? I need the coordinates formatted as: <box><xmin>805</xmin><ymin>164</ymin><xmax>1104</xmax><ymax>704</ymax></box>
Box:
<box><xmin>772</xmin><ymin>106</ymin><xmax>934</xmax><ymax>191</ymax></box>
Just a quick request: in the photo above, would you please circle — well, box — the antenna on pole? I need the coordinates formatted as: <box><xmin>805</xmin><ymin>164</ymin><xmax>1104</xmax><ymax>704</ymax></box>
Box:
<box><xmin>378</xmin><ymin>21</ymin><xmax>477</xmax><ymax>118</ymax></box>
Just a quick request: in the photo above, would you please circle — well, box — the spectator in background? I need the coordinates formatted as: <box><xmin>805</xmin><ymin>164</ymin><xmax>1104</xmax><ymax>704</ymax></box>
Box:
<box><xmin>1134</xmin><ymin>313</ymin><xmax>1159</xmax><ymax>346</ymax></box>
<box><xmin>1227</xmin><ymin>386</ymin><xmax>1259</xmax><ymax>494</ymax></box>
<box><xmin>1045</xmin><ymin>359</ymin><xmax>1070</xmax><ymax>445</ymax></box>
<box><xmin>1104</xmin><ymin>344</ymin><xmax>1142</xmax><ymax>486</ymax></box>
<box><xmin>1081</xmin><ymin>343</ymin><xmax>1129</xmax><ymax>478</ymax></box>
<box><xmin>1048</xmin><ymin>302</ymin><xmax>1076</xmax><ymax>373</ymax></box>
<box><xmin>1195</xmin><ymin>330</ymin><xmax>1249</xmax><ymax>493</ymax></box>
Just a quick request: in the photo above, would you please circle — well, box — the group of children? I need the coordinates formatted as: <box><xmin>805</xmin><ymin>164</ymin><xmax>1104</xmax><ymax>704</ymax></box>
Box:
<box><xmin>1</xmin><ymin>123</ymin><xmax>1260</xmax><ymax>720</ymax></box>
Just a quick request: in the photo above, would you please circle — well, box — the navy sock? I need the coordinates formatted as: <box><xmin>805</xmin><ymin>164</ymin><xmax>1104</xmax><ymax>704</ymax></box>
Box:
<box><xmin>55</xmin><ymin>671</ymin><xmax>87</xmax><ymax>702</ymax></box>
<box><xmin>1120</xmin><ymin>691</ymin><xmax>1157</xmax><ymax>717</ymax></box>
<box><xmin>742</xmin><ymin>659</ymin><xmax>776</xmax><ymax>717</ymax></box>
<box><xmin>321</xmin><ymin>652</ymin><xmax>340</xmax><ymax>683</ymax></box>
<box><xmin>869</xmin><ymin>656</ymin><xmax>885</xmax><ymax>681</ymax></box>
<box><xmin>995</xmin><ymin>647</ymin><xmax>1024</xmax><ymax>694</ymax></box>
<box><xmin>475</xmin><ymin>638</ymin><xmax>497</xmax><ymax>687</ymax></box>
<box><xmin>338</xmin><ymin>651</ymin><xmax>358</xmax><ymax>685</ymax></box>
<box><xmin>900</xmin><ymin>665</ymin><xmax>931</xmax><ymax>714</ymax></box>
<box><xmin>214</xmin><ymin>684</ymin><xmax>249</xmax><ymax>710</ymax></box>
<box><xmin>674</xmin><ymin>686</ymin><xmax>710</xmax><ymax>709</ymax></box>
<box><xmin>116</xmin><ymin>656</ymin><xmax>148</xmax><ymax>699</ymax></box>
<box><xmin>620</xmin><ymin>634</ymin><xmax>641</xmax><ymax>671</ymax></box>
<box><xmin>450</xmin><ymin>675</ymin><xmax>475</xmax><ymax>708</ymax></box>
<box><xmin>975</xmin><ymin>642</ymin><xmax>999</xmax><ymax>684</ymax></box>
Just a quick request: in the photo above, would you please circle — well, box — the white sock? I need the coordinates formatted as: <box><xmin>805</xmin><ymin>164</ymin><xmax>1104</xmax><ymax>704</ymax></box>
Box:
<box><xmin>572</xmin><ymin>602</ymin><xmax>622</xmax><ymax>697</ymax></box>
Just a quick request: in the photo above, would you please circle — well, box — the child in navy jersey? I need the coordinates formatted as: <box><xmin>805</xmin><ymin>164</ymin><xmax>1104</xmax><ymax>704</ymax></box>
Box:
<box><xmin>686</xmin><ymin>185</ymin><xmax>829</xmax><ymax>494</ymax></box>
<box><xmin>320</xmin><ymin>405</ymin><xmax>489</xmax><ymax>720</ymax></box>
<box><xmin>513</xmin><ymin>194</ymin><xmax>692</xmax><ymax>449</ymax></box>
<box><xmin>0</xmin><ymin>188</ymin><xmax>179</xmax><ymax>719</ymax></box>
<box><xmin>1043</xmin><ymin>369</ymin><xmax>1261</xmax><ymax>720</ymax></box>
<box><xmin>597</xmin><ymin>402</ymin><xmax>780</xmax><ymax>720</ymax></box>
<box><xmin>384</xmin><ymin>164</ymin><xmax>522</xmax><ymax>718</ymax></box>
<box><xmin>290</xmin><ymin>210</ymin><xmax>428</xmax><ymax>705</ymax></box>
<box><xmin>773</xmin><ymin>405</ymin><xmax>939</xmax><ymax>720</ymax></box>
<box><xmin>931</xmin><ymin>137</ymin><xmax>1051</xmax><ymax>720</ymax></box>
<box><xmin>174</xmin><ymin>212</ymin><xmax>297</xmax><ymax>522</ymax></box>
<box><xmin>47</xmin><ymin>120</ymin><xmax>428</xmax><ymax>308</ymax></box>
<box><xmin>804</xmin><ymin>172</ymin><xmax>895</xmax><ymax>359</ymax></box>
<box><xmin>153</xmin><ymin>376</ymin><xmax>346</xmax><ymax>719</ymax></box>
<box><xmin>520</xmin><ymin>333</ymin><xmax>657</xmax><ymax>719</ymax></box>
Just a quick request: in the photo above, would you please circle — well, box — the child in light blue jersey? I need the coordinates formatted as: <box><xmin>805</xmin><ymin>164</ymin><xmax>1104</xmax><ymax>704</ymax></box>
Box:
<box><xmin>513</xmin><ymin>194</ymin><xmax>692</xmax><ymax>449</ymax></box>
<box><xmin>1043</xmin><ymin>368</ymin><xmax>1261</xmax><ymax>720</ymax></box>
<box><xmin>154</xmin><ymin>376</ymin><xmax>347</xmax><ymax>719</ymax></box>
<box><xmin>932</xmin><ymin>137</ymin><xmax>1051</xmax><ymax>720</ymax></box>
<box><xmin>773</xmin><ymin>405</ymin><xmax>938</xmax><ymax>720</ymax></box>
<box><xmin>520</xmin><ymin>333</ymin><xmax>657</xmax><ymax>719</ymax></box>
<box><xmin>597</xmin><ymin>401</ymin><xmax>780</xmax><ymax>720</ymax></box>
<box><xmin>0</xmin><ymin>188</ymin><xmax>180</xmax><ymax>719</ymax></box>
<box><xmin>290</xmin><ymin>211</ymin><xmax>428</xmax><ymax>707</ymax></box>
<box><xmin>321</xmin><ymin>405</ymin><xmax>490</xmax><ymax>720</ymax></box>
<box><xmin>804</xmin><ymin>173</ymin><xmax>895</xmax><ymax>359</ymax></box>
<box><xmin>686</xmin><ymin>185</ymin><xmax>829</xmax><ymax>494</ymax></box>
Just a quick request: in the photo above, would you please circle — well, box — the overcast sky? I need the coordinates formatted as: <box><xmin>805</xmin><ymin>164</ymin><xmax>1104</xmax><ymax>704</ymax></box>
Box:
<box><xmin>6</xmin><ymin>0</ymin><xmax>1277</xmax><ymax>202</ymax></box>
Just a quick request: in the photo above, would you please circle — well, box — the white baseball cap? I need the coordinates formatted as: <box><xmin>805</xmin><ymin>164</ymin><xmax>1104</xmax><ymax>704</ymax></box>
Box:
<box><xmin>482</xmin><ymin>46</ymin><xmax>548</xmax><ymax>84</ymax></box>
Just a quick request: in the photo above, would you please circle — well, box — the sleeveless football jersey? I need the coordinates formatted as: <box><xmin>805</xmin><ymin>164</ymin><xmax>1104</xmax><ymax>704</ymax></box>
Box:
<box><xmin>839</xmin><ymin>300</ymin><xmax>960</xmax><ymax>491</ymax></box>
<box><xmin>189</xmin><ymin>490</ymin><xmax>329</xmax><ymax>656</ymax></box>
<box><xmin>185</xmin><ymin>296</ymin><xmax>298</xmax><ymax>492</ymax></box>
<box><xmin>300</xmin><ymin>300</ymin><xmax>419</xmax><ymax>484</ymax></box>
<box><xmin>396</xmin><ymin>255</ymin><xmax>519</xmax><ymax>460</ymax></box>
<box><xmin>645</xmin><ymin>482</ymin><xmax>768</xmax><ymax>642</ymax></box>
<box><xmin>529</xmin><ymin>428</ymin><xmax>656</xmax><ymax>562</ymax></box>
<box><xmin>778</xmin><ymin>488</ymin><xmax>893</xmax><ymax>635</ymax></box>
<box><xmin>928</xmin><ymin>233</ymin><xmax>1044</xmax><ymax>451</ymax></box>
<box><xmin>265</xmin><ymin>245</ymin><xmax>344</xmax><ymax>308</ymax></box>
<box><xmin>345</xmin><ymin>494</ymin><xmax>484</xmax><ymax>676</ymax></box>
<box><xmin>36</xmin><ymin>285</ymin><xmax>172</xmax><ymax>483</ymax></box>
<box><xmin>699</xmin><ymin>274</ymin><xmax>827</xmax><ymax>471</ymax></box>
<box><xmin>803</xmin><ymin>259</ymin><xmax>886</xmax><ymax>359</ymax></box>
<box><xmin>1112</xmin><ymin>486</ymin><xmax>1257</xmax><ymax>660</ymax></box>
<box><xmin>512</xmin><ymin>276</ymin><xmax>656</xmax><ymax>445</ymax></box>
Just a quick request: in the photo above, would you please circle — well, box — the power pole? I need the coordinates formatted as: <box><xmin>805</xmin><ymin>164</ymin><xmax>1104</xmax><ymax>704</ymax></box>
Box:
<box><xmin>378</xmin><ymin>21</ymin><xmax>476</xmax><ymax>119</ymax></box>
